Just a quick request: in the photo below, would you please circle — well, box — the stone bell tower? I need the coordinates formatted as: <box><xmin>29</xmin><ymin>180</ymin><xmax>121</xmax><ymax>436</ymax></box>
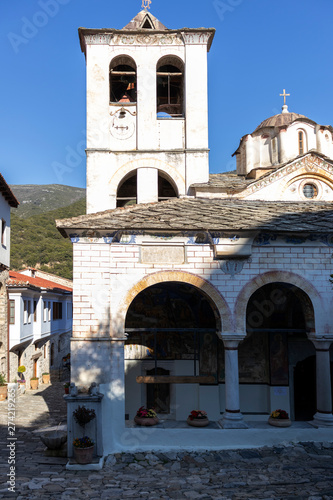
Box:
<box><xmin>78</xmin><ymin>6</ymin><xmax>215</xmax><ymax>213</ymax></box>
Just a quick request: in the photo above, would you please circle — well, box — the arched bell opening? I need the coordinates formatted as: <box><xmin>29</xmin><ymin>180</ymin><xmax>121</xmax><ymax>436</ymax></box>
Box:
<box><xmin>110</xmin><ymin>55</ymin><xmax>137</xmax><ymax>103</ymax></box>
<box><xmin>124</xmin><ymin>281</ymin><xmax>222</xmax><ymax>421</ymax></box>
<box><xmin>116</xmin><ymin>171</ymin><xmax>137</xmax><ymax>207</ymax></box>
<box><xmin>244</xmin><ymin>282</ymin><xmax>316</xmax><ymax>421</ymax></box>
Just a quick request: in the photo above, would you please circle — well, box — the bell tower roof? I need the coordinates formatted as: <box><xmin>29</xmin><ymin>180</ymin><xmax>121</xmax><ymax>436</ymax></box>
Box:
<box><xmin>123</xmin><ymin>10</ymin><xmax>168</xmax><ymax>31</ymax></box>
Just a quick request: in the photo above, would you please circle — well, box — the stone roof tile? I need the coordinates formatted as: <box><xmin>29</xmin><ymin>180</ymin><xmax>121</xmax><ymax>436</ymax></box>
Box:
<box><xmin>56</xmin><ymin>199</ymin><xmax>333</xmax><ymax>236</ymax></box>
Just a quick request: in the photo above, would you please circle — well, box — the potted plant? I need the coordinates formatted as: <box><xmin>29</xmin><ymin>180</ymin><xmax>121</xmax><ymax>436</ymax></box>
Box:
<box><xmin>134</xmin><ymin>406</ymin><xmax>159</xmax><ymax>426</ymax></box>
<box><xmin>17</xmin><ymin>365</ymin><xmax>26</xmax><ymax>381</ymax></box>
<box><xmin>42</xmin><ymin>372</ymin><xmax>50</xmax><ymax>384</ymax></box>
<box><xmin>0</xmin><ymin>374</ymin><xmax>8</xmax><ymax>401</ymax></box>
<box><xmin>187</xmin><ymin>410</ymin><xmax>209</xmax><ymax>427</ymax></box>
<box><xmin>268</xmin><ymin>409</ymin><xmax>291</xmax><ymax>427</ymax></box>
<box><xmin>63</xmin><ymin>382</ymin><xmax>70</xmax><ymax>394</ymax></box>
<box><xmin>30</xmin><ymin>377</ymin><xmax>39</xmax><ymax>390</ymax></box>
<box><xmin>72</xmin><ymin>406</ymin><xmax>96</xmax><ymax>464</ymax></box>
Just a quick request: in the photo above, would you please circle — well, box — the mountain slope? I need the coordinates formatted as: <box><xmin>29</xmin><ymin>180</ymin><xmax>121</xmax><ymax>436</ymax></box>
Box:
<box><xmin>10</xmin><ymin>197</ymin><xmax>86</xmax><ymax>280</ymax></box>
<box><xmin>10</xmin><ymin>184</ymin><xmax>85</xmax><ymax>218</ymax></box>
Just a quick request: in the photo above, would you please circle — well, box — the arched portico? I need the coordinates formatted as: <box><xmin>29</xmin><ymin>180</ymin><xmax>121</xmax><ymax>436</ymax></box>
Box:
<box><xmin>234</xmin><ymin>271</ymin><xmax>323</xmax><ymax>334</ymax></box>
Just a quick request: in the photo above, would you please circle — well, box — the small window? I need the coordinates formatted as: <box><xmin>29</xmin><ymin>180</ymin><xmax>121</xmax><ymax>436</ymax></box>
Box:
<box><xmin>48</xmin><ymin>302</ymin><xmax>51</xmax><ymax>321</ymax></box>
<box><xmin>33</xmin><ymin>300</ymin><xmax>37</xmax><ymax>322</ymax></box>
<box><xmin>298</xmin><ymin>131</ymin><xmax>304</xmax><ymax>155</ymax></box>
<box><xmin>43</xmin><ymin>301</ymin><xmax>47</xmax><ymax>322</ymax></box>
<box><xmin>24</xmin><ymin>300</ymin><xmax>31</xmax><ymax>324</ymax></box>
<box><xmin>157</xmin><ymin>57</ymin><xmax>184</xmax><ymax>118</ymax></box>
<box><xmin>110</xmin><ymin>56</ymin><xmax>137</xmax><ymax>103</ymax></box>
<box><xmin>303</xmin><ymin>183</ymin><xmax>318</xmax><ymax>199</ymax></box>
<box><xmin>9</xmin><ymin>300</ymin><xmax>15</xmax><ymax>325</ymax></box>
<box><xmin>58</xmin><ymin>339</ymin><xmax>61</xmax><ymax>353</ymax></box>
<box><xmin>1</xmin><ymin>219</ymin><xmax>6</xmax><ymax>247</ymax></box>
<box><xmin>53</xmin><ymin>302</ymin><xmax>63</xmax><ymax>321</ymax></box>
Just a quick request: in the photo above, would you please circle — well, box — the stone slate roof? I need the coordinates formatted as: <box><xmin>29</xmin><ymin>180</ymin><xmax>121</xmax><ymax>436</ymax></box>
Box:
<box><xmin>191</xmin><ymin>172</ymin><xmax>253</xmax><ymax>192</ymax></box>
<box><xmin>254</xmin><ymin>112</ymin><xmax>308</xmax><ymax>133</ymax></box>
<box><xmin>56</xmin><ymin>199</ymin><xmax>333</xmax><ymax>236</ymax></box>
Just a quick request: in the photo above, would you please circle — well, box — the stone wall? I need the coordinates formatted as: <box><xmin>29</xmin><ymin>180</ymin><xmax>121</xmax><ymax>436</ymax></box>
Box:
<box><xmin>0</xmin><ymin>268</ymin><xmax>8</xmax><ymax>379</ymax></box>
<box><xmin>9</xmin><ymin>330</ymin><xmax>71</xmax><ymax>384</ymax></box>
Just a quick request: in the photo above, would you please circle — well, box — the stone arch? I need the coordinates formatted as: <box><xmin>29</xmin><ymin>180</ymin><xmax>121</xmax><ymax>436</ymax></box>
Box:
<box><xmin>234</xmin><ymin>271</ymin><xmax>323</xmax><ymax>335</ymax></box>
<box><xmin>109</xmin><ymin>158</ymin><xmax>186</xmax><ymax>196</ymax></box>
<box><xmin>114</xmin><ymin>271</ymin><xmax>232</xmax><ymax>336</ymax></box>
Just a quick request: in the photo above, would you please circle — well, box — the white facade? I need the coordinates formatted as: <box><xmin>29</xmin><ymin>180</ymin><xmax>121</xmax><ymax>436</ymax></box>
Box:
<box><xmin>0</xmin><ymin>187</ymin><xmax>12</xmax><ymax>268</ymax></box>
<box><xmin>81</xmin><ymin>11</ymin><xmax>214</xmax><ymax>213</ymax></box>
<box><xmin>57</xmin><ymin>9</ymin><xmax>333</xmax><ymax>456</ymax></box>
<box><xmin>8</xmin><ymin>270</ymin><xmax>72</xmax><ymax>383</ymax></box>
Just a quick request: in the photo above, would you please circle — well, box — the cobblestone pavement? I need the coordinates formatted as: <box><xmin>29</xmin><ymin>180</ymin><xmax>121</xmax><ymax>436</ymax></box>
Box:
<box><xmin>1</xmin><ymin>384</ymin><xmax>333</xmax><ymax>499</ymax></box>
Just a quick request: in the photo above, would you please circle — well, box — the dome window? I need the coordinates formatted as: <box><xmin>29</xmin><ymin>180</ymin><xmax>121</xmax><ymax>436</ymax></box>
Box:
<box><xmin>303</xmin><ymin>183</ymin><xmax>318</xmax><ymax>199</ymax></box>
<box><xmin>298</xmin><ymin>131</ymin><xmax>304</xmax><ymax>155</ymax></box>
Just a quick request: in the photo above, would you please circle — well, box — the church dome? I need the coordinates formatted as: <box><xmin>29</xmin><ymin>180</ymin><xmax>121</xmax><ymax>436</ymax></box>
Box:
<box><xmin>254</xmin><ymin>112</ymin><xmax>307</xmax><ymax>133</ymax></box>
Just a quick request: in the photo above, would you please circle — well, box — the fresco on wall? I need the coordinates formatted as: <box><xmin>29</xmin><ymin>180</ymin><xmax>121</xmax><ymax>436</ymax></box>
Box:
<box><xmin>269</xmin><ymin>332</ymin><xmax>289</xmax><ymax>385</ymax></box>
<box><xmin>238</xmin><ymin>332</ymin><xmax>270</xmax><ymax>384</ymax></box>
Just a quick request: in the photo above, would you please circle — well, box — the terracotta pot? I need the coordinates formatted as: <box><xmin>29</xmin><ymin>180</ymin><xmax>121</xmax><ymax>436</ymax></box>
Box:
<box><xmin>268</xmin><ymin>417</ymin><xmax>291</xmax><ymax>427</ymax></box>
<box><xmin>30</xmin><ymin>379</ymin><xmax>39</xmax><ymax>390</ymax></box>
<box><xmin>64</xmin><ymin>387</ymin><xmax>69</xmax><ymax>394</ymax></box>
<box><xmin>73</xmin><ymin>445</ymin><xmax>94</xmax><ymax>464</ymax></box>
<box><xmin>187</xmin><ymin>417</ymin><xmax>210</xmax><ymax>427</ymax></box>
<box><xmin>134</xmin><ymin>416</ymin><xmax>159</xmax><ymax>426</ymax></box>
<box><xmin>0</xmin><ymin>385</ymin><xmax>8</xmax><ymax>401</ymax></box>
<box><xmin>42</xmin><ymin>374</ymin><xmax>50</xmax><ymax>384</ymax></box>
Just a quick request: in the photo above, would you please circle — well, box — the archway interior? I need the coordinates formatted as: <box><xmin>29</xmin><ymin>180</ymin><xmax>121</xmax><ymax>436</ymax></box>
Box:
<box><xmin>116</xmin><ymin>170</ymin><xmax>178</xmax><ymax>207</ymax></box>
<box><xmin>124</xmin><ymin>282</ymin><xmax>221</xmax><ymax>413</ymax></box>
<box><xmin>244</xmin><ymin>282</ymin><xmax>315</xmax><ymax>420</ymax></box>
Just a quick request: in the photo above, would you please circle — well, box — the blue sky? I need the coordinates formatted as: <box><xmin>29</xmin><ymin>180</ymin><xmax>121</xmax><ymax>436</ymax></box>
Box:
<box><xmin>1</xmin><ymin>0</ymin><xmax>332</xmax><ymax>189</ymax></box>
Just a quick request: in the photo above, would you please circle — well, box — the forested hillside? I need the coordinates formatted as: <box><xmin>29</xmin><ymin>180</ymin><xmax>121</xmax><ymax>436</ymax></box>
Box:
<box><xmin>10</xmin><ymin>184</ymin><xmax>85</xmax><ymax>218</ymax></box>
<box><xmin>10</xmin><ymin>196</ymin><xmax>86</xmax><ymax>280</ymax></box>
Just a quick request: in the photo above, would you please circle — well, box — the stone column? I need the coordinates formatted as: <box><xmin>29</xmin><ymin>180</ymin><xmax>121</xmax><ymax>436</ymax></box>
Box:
<box><xmin>245</xmin><ymin>135</ymin><xmax>253</xmax><ymax>174</ymax></box>
<box><xmin>310</xmin><ymin>338</ymin><xmax>333</xmax><ymax>427</ymax></box>
<box><xmin>220</xmin><ymin>337</ymin><xmax>248</xmax><ymax>429</ymax></box>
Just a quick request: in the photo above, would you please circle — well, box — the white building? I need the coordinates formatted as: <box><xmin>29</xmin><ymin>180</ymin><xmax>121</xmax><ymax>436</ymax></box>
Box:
<box><xmin>0</xmin><ymin>173</ymin><xmax>18</xmax><ymax>379</ymax></box>
<box><xmin>57</xmin><ymin>8</ymin><xmax>333</xmax><ymax>455</ymax></box>
<box><xmin>8</xmin><ymin>269</ymin><xmax>73</xmax><ymax>383</ymax></box>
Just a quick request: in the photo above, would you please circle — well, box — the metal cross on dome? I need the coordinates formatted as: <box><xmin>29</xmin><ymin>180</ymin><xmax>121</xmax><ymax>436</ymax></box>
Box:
<box><xmin>142</xmin><ymin>0</ymin><xmax>152</xmax><ymax>10</ymax></box>
<box><xmin>280</xmin><ymin>89</ymin><xmax>290</xmax><ymax>106</ymax></box>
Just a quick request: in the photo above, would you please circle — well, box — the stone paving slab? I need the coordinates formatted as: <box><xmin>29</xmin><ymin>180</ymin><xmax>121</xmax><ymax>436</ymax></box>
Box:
<box><xmin>0</xmin><ymin>383</ymin><xmax>333</xmax><ymax>499</ymax></box>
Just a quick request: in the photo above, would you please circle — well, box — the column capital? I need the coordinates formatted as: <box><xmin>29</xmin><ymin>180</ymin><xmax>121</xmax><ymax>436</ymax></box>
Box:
<box><xmin>221</xmin><ymin>335</ymin><xmax>246</xmax><ymax>349</ymax></box>
<box><xmin>308</xmin><ymin>337</ymin><xmax>333</xmax><ymax>351</ymax></box>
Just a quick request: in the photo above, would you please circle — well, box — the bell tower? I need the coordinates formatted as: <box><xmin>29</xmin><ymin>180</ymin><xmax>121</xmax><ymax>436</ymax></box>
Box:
<box><xmin>79</xmin><ymin>8</ymin><xmax>215</xmax><ymax>213</ymax></box>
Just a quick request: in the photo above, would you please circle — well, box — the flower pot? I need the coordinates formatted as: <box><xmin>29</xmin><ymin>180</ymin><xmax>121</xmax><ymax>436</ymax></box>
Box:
<box><xmin>134</xmin><ymin>416</ymin><xmax>159</xmax><ymax>426</ymax></box>
<box><xmin>64</xmin><ymin>387</ymin><xmax>69</xmax><ymax>394</ymax></box>
<box><xmin>268</xmin><ymin>417</ymin><xmax>291</xmax><ymax>427</ymax></box>
<box><xmin>73</xmin><ymin>445</ymin><xmax>94</xmax><ymax>464</ymax></box>
<box><xmin>0</xmin><ymin>385</ymin><xmax>8</xmax><ymax>401</ymax></box>
<box><xmin>42</xmin><ymin>374</ymin><xmax>50</xmax><ymax>384</ymax></box>
<box><xmin>30</xmin><ymin>379</ymin><xmax>39</xmax><ymax>390</ymax></box>
<box><xmin>187</xmin><ymin>417</ymin><xmax>210</xmax><ymax>427</ymax></box>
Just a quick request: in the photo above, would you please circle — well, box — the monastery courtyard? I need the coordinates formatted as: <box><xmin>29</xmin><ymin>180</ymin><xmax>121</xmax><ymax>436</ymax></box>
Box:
<box><xmin>0</xmin><ymin>383</ymin><xmax>332</xmax><ymax>499</ymax></box>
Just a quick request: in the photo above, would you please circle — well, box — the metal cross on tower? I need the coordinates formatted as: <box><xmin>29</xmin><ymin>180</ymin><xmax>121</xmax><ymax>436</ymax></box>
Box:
<box><xmin>142</xmin><ymin>0</ymin><xmax>152</xmax><ymax>10</ymax></box>
<box><xmin>280</xmin><ymin>89</ymin><xmax>290</xmax><ymax>106</ymax></box>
